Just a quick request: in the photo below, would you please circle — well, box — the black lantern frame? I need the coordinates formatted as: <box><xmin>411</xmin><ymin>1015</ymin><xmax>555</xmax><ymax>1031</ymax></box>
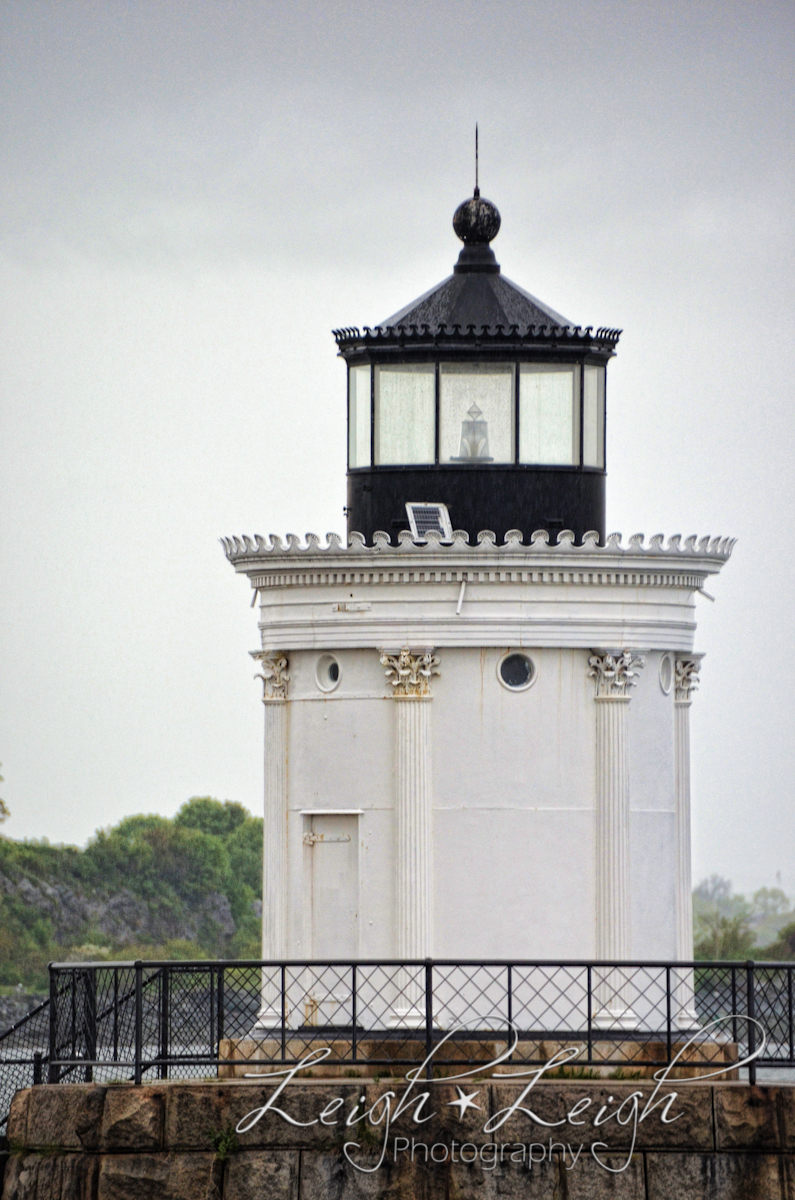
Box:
<box><xmin>334</xmin><ymin>323</ymin><xmax>620</xmax><ymax>545</ymax></box>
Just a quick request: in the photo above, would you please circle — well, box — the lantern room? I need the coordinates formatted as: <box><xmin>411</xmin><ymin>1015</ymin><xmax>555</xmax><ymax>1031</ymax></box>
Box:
<box><xmin>334</xmin><ymin>189</ymin><xmax>621</xmax><ymax>545</ymax></box>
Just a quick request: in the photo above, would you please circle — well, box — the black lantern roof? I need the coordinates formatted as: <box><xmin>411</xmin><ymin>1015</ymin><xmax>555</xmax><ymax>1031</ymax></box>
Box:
<box><xmin>333</xmin><ymin>190</ymin><xmax>621</xmax><ymax>358</ymax></box>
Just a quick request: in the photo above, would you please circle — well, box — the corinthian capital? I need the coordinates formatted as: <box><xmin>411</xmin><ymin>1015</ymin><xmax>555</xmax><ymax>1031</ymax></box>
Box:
<box><xmin>380</xmin><ymin>646</ymin><xmax>440</xmax><ymax>698</ymax></box>
<box><xmin>588</xmin><ymin>650</ymin><xmax>645</xmax><ymax>698</ymax></box>
<box><xmin>253</xmin><ymin>651</ymin><xmax>290</xmax><ymax>701</ymax></box>
<box><xmin>675</xmin><ymin>658</ymin><xmax>700</xmax><ymax>703</ymax></box>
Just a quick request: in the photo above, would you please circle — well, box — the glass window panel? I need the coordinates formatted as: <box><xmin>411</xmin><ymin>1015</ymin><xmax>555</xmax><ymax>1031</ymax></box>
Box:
<box><xmin>374</xmin><ymin>365</ymin><xmax>435</xmax><ymax>465</ymax></box>
<box><xmin>519</xmin><ymin>364</ymin><xmax>580</xmax><ymax>465</ymax></box>
<box><xmin>439</xmin><ymin>364</ymin><xmax>515</xmax><ymax>464</ymax></box>
<box><xmin>583</xmin><ymin>365</ymin><xmax>605</xmax><ymax>468</ymax></box>
<box><xmin>348</xmin><ymin>365</ymin><xmax>371</xmax><ymax>467</ymax></box>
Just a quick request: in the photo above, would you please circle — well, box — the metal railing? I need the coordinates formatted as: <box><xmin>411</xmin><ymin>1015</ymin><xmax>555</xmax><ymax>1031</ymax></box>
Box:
<box><xmin>2</xmin><ymin>957</ymin><xmax>794</xmax><ymax>1131</ymax></box>
<box><xmin>0</xmin><ymin>995</ymin><xmax>51</xmax><ymax>1134</ymax></box>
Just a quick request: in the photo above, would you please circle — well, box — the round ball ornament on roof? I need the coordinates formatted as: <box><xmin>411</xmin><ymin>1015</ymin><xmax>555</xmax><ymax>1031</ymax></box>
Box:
<box><xmin>452</xmin><ymin>189</ymin><xmax>501</xmax><ymax>244</ymax></box>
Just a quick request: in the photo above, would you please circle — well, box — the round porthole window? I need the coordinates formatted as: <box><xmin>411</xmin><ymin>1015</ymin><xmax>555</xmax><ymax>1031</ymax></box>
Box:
<box><xmin>316</xmin><ymin>654</ymin><xmax>341</xmax><ymax>693</ymax></box>
<box><xmin>497</xmin><ymin>652</ymin><xmax>536</xmax><ymax>692</ymax></box>
<box><xmin>659</xmin><ymin>653</ymin><xmax>673</xmax><ymax>695</ymax></box>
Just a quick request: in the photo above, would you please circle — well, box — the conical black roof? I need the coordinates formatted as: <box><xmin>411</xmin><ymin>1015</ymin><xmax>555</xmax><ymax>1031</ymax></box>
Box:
<box><xmin>380</xmin><ymin>271</ymin><xmax>572</xmax><ymax>330</ymax></box>
<box><xmin>381</xmin><ymin>189</ymin><xmax>572</xmax><ymax>329</ymax></box>
<box><xmin>333</xmin><ymin>190</ymin><xmax>620</xmax><ymax>357</ymax></box>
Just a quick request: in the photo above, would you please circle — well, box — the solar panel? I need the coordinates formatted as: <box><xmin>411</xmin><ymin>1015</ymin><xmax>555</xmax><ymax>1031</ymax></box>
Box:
<box><xmin>405</xmin><ymin>502</ymin><xmax>453</xmax><ymax>542</ymax></box>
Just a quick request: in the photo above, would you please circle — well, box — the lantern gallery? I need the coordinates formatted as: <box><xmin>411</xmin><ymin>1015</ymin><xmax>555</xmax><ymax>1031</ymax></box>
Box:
<box><xmin>223</xmin><ymin>182</ymin><xmax>734</xmax><ymax>1030</ymax></box>
<box><xmin>338</xmin><ymin>191</ymin><xmax>615</xmax><ymax>546</ymax></box>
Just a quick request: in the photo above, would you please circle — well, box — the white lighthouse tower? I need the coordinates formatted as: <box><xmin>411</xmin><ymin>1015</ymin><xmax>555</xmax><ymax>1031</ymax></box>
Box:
<box><xmin>223</xmin><ymin>186</ymin><xmax>733</xmax><ymax>1029</ymax></box>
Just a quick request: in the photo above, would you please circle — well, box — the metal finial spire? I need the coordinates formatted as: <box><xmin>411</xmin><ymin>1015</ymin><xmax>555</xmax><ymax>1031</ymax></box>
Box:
<box><xmin>474</xmin><ymin>124</ymin><xmax>479</xmax><ymax>197</ymax></box>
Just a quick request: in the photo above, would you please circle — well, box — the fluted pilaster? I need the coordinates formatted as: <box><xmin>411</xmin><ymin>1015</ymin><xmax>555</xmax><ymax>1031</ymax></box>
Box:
<box><xmin>395</xmin><ymin>696</ymin><xmax>433</xmax><ymax>962</ymax></box>
<box><xmin>252</xmin><ymin>652</ymin><xmax>290</xmax><ymax>1030</ymax></box>
<box><xmin>381</xmin><ymin>646</ymin><xmax>439</xmax><ymax>1026</ymax></box>
<box><xmin>595</xmin><ymin>695</ymin><xmax>632</xmax><ymax>962</ymax></box>
<box><xmin>674</xmin><ymin>700</ymin><xmax>693</xmax><ymax>963</ymax></box>
<box><xmin>674</xmin><ymin>657</ymin><xmax>701</xmax><ymax>1026</ymax></box>
<box><xmin>588</xmin><ymin>650</ymin><xmax>644</xmax><ymax>1029</ymax></box>
<box><xmin>262</xmin><ymin>700</ymin><xmax>288</xmax><ymax>962</ymax></box>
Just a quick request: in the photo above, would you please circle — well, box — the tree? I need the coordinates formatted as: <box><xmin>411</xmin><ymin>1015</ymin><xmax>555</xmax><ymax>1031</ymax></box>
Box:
<box><xmin>693</xmin><ymin>875</ymin><xmax>755</xmax><ymax>959</ymax></box>
<box><xmin>757</xmin><ymin>922</ymin><xmax>795</xmax><ymax>961</ymax></box>
<box><xmin>752</xmin><ymin>887</ymin><xmax>791</xmax><ymax>918</ymax></box>
<box><xmin>0</xmin><ymin>764</ymin><xmax>9</xmax><ymax>823</ymax></box>
<box><xmin>694</xmin><ymin>875</ymin><xmax>733</xmax><ymax>906</ymax></box>
<box><xmin>693</xmin><ymin>876</ymin><xmax>751</xmax><ymax>923</ymax></box>
<box><xmin>693</xmin><ymin>912</ymin><xmax>756</xmax><ymax>960</ymax></box>
<box><xmin>174</xmin><ymin>797</ymin><xmax>248</xmax><ymax>840</ymax></box>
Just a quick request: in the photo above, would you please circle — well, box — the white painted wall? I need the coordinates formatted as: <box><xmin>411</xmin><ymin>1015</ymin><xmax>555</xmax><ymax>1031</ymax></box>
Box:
<box><xmin>226</xmin><ymin>535</ymin><xmax>732</xmax><ymax>964</ymax></box>
<box><xmin>282</xmin><ymin>643</ymin><xmax>679</xmax><ymax>961</ymax></box>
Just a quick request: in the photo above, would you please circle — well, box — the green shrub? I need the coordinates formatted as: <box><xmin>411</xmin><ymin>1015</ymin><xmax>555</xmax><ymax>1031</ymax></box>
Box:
<box><xmin>0</xmin><ymin>797</ymin><xmax>263</xmax><ymax>989</ymax></box>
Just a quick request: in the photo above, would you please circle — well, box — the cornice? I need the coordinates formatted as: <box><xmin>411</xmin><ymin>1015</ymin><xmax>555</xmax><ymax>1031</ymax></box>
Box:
<box><xmin>221</xmin><ymin>530</ymin><xmax>735</xmax><ymax>588</ymax></box>
<box><xmin>331</xmin><ymin>323</ymin><xmax>621</xmax><ymax>355</ymax></box>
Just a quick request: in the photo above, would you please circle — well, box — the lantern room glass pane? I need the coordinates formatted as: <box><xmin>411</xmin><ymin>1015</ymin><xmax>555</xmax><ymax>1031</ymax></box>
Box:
<box><xmin>374</xmin><ymin>364</ymin><xmax>435</xmax><ymax>465</ymax></box>
<box><xmin>439</xmin><ymin>364</ymin><xmax>515</xmax><ymax>464</ymax></box>
<box><xmin>583</xmin><ymin>365</ymin><xmax>605</xmax><ymax>468</ymax></box>
<box><xmin>519</xmin><ymin>364</ymin><xmax>580</xmax><ymax>465</ymax></box>
<box><xmin>348</xmin><ymin>365</ymin><xmax>371</xmax><ymax>467</ymax></box>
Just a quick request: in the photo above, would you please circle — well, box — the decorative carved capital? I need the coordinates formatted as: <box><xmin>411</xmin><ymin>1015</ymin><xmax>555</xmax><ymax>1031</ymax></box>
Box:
<box><xmin>380</xmin><ymin>646</ymin><xmax>440</xmax><ymax>698</ymax></box>
<box><xmin>253</xmin><ymin>651</ymin><xmax>290</xmax><ymax>701</ymax></box>
<box><xmin>588</xmin><ymin>650</ymin><xmax>645</xmax><ymax>698</ymax></box>
<box><xmin>675</xmin><ymin>658</ymin><xmax>700</xmax><ymax>703</ymax></box>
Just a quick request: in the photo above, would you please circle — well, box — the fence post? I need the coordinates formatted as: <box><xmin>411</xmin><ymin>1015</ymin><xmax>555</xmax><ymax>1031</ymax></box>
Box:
<box><xmin>424</xmin><ymin>960</ymin><xmax>433</xmax><ymax>1082</ymax></box>
<box><xmin>33</xmin><ymin>1051</ymin><xmax>43</xmax><ymax>1086</ymax></box>
<box><xmin>134</xmin><ymin>961</ymin><xmax>143</xmax><ymax>1086</ymax></box>
<box><xmin>506</xmin><ymin>964</ymin><xmax>513</xmax><ymax>1030</ymax></box>
<box><xmin>351</xmin><ymin>965</ymin><xmax>357</xmax><ymax>1063</ymax></box>
<box><xmin>280</xmin><ymin>965</ymin><xmax>287</xmax><ymax>1062</ymax></box>
<box><xmin>586</xmin><ymin>965</ymin><xmax>593</xmax><ymax>1066</ymax></box>
<box><xmin>70</xmin><ymin>970</ymin><xmax>77</xmax><ymax>1070</ymax></box>
<box><xmin>209</xmin><ymin>967</ymin><xmax>216</xmax><ymax>1070</ymax></box>
<box><xmin>84</xmin><ymin>968</ymin><xmax>97</xmax><ymax>1084</ymax></box>
<box><xmin>746</xmin><ymin>960</ymin><xmax>756</xmax><ymax>1086</ymax></box>
<box><xmin>47</xmin><ymin>966</ymin><xmax>59</xmax><ymax>1084</ymax></box>
<box><xmin>665</xmin><ymin>965</ymin><xmax>672</xmax><ymax>1066</ymax></box>
<box><xmin>788</xmin><ymin>966</ymin><xmax>793</xmax><ymax>1066</ymax></box>
<box><xmin>217</xmin><ymin>966</ymin><xmax>225</xmax><ymax>1067</ymax></box>
<box><xmin>159</xmin><ymin>967</ymin><xmax>169</xmax><ymax>1081</ymax></box>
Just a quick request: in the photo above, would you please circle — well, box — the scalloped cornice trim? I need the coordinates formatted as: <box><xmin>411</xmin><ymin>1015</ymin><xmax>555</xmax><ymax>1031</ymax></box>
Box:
<box><xmin>332</xmin><ymin>323</ymin><xmax>621</xmax><ymax>349</ymax></box>
<box><xmin>220</xmin><ymin>529</ymin><xmax>736</xmax><ymax>563</ymax></box>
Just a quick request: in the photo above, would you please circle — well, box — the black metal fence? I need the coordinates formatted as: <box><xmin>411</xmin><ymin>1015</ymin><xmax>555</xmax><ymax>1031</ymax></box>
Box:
<box><xmin>0</xmin><ymin>996</ymin><xmax>50</xmax><ymax>1135</ymax></box>
<box><xmin>2</xmin><ymin>957</ymin><xmax>794</xmax><ymax>1133</ymax></box>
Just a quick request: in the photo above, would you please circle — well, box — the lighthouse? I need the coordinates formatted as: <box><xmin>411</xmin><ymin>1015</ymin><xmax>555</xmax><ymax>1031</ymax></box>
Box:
<box><xmin>223</xmin><ymin>185</ymin><xmax>733</xmax><ymax>1030</ymax></box>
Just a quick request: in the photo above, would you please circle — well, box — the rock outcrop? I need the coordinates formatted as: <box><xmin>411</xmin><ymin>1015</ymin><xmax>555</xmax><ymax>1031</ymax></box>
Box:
<box><xmin>0</xmin><ymin>871</ymin><xmax>236</xmax><ymax>949</ymax></box>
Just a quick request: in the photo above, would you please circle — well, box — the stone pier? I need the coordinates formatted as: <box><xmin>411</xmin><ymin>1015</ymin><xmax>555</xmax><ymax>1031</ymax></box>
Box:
<box><xmin>3</xmin><ymin>1078</ymin><xmax>795</xmax><ymax>1198</ymax></box>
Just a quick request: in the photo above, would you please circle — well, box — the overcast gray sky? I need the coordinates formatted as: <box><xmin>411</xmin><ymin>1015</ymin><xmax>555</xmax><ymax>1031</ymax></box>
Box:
<box><xmin>1</xmin><ymin>0</ymin><xmax>793</xmax><ymax>896</ymax></box>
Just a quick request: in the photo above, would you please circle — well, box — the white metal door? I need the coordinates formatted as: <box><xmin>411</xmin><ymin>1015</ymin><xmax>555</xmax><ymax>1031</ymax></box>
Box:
<box><xmin>308</xmin><ymin>813</ymin><xmax>359</xmax><ymax>960</ymax></box>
